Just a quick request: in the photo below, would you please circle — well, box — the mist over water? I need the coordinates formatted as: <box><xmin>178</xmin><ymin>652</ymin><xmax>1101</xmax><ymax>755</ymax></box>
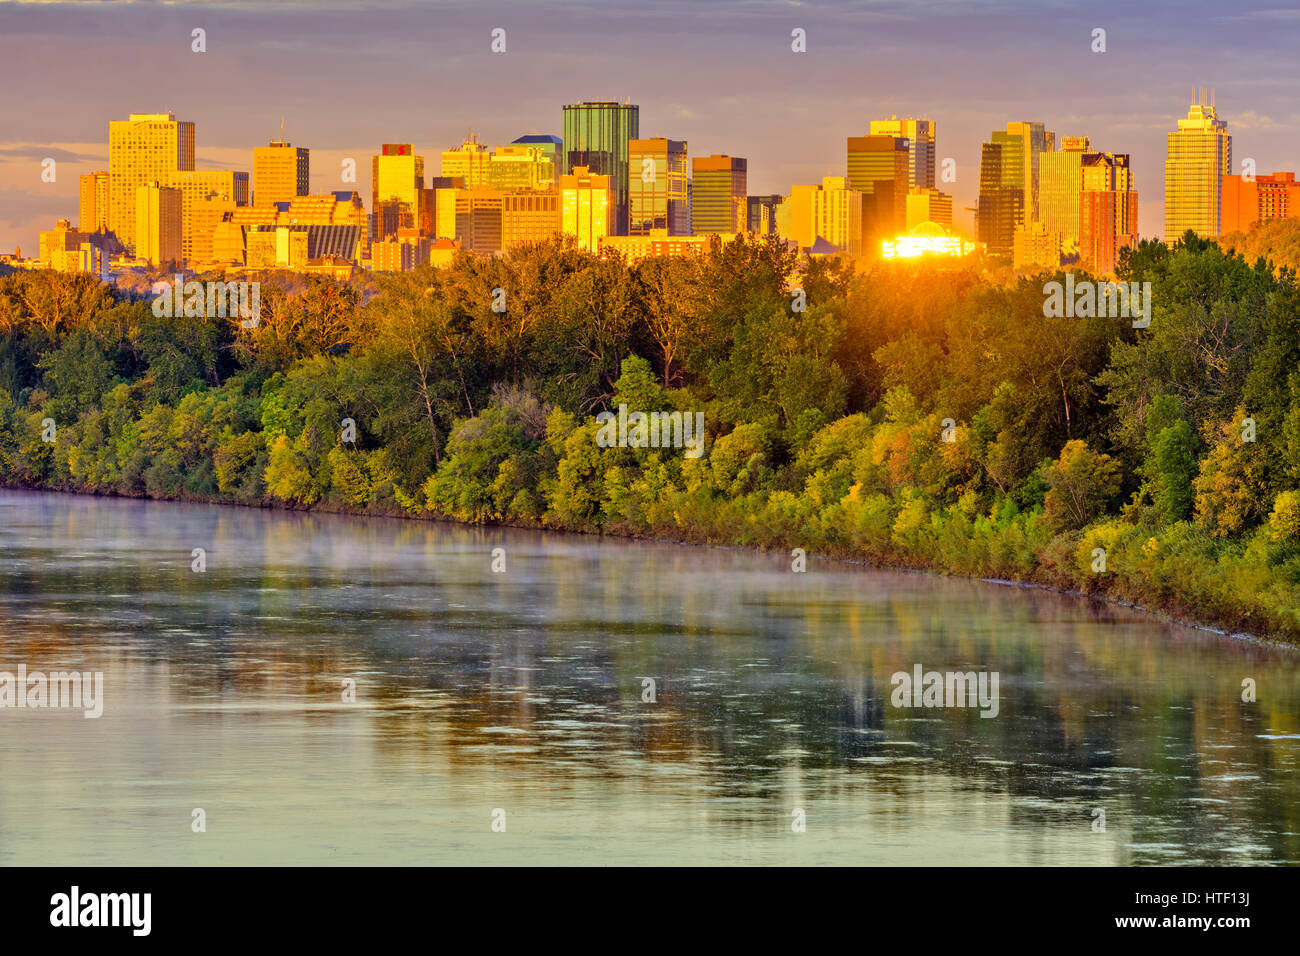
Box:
<box><xmin>0</xmin><ymin>489</ymin><xmax>1295</xmax><ymax>865</ymax></box>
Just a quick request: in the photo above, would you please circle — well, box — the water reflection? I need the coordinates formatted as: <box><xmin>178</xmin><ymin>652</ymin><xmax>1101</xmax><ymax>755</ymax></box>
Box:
<box><xmin>0</xmin><ymin>490</ymin><xmax>1295</xmax><ymax>865</ymax></box>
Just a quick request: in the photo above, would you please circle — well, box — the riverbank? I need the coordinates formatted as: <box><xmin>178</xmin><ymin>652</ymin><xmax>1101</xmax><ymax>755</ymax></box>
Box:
<box><xmin>7</xmin><ymin>478</ymin><xmax>1296</xmax><ymax>648</ymax></box>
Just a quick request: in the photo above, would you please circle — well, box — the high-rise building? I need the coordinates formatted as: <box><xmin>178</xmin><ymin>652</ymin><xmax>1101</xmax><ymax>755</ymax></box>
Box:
<box><xmin>905</xmin><ymin>187</ymin><xmax>953</xmax><ymax>229</ymax></box>
<box><xmin>372</xmin><ymin>144</ymin><xmax>425</xmax><ymax>239</ymax></box>
<box><xmin>868</xmin><ymin>116</ymin><xmax>936</xmax><ymax>189</ymax></box>
<box><xmin>1039</xmin><ymin>136</ymin><xmax>1092</xmax><ymax>249</ymax></box>
<box><xmin>1013</xmin><ymin>221</ymin><xmax>1063</xmax><ymax>271</ymax></box>
<box><xmin>441</xmin><ymin>135</ymin><xmax>493</xmax><ymax>187</ymax></box>
<box><xmin>1223</xmin><ymin>171</ymin><xmax>1300</xmax><ymax>233</ymax></box>
<box><xmin>511</xmin><ymin>134</ymin><xmax>563</xmax><ymax>177</ymax></box>
<box><xmin>108</xmin><ymin>113</ymin><xmax>195</xmax><ymax>254</ymax></box>
<box><xmin>1080</xmin><ymin>151</ymin><xmax>1138</xmax><ymax>275</ymax></box>
<box><xmin>39</xmin><ymin>219</ymin><xmax>88</xmax><ymax>270</ymax></box>
<box><xmin>134</xmin><ymin>183</ymin><xmax>182</xmax><ymax>267</ymax></box>
<box><xmin>847</xmin><ymin>135</ymin><xmax>910</xmax><ymax>244</ymax></box>
<box><xmin>166</xmin><ymin>170</ymin><xmax>249</xmax><ymax>264</ymax></box>
<box><xmin>79</xmin><ymin>171</ymin><xmax>110</xmax><ymax>233</ymax></box>
<box><xmin>629</xmin><ymin>138</ymin><xmax>688</xmax><ymax>236</ymax></box>
<box><xmin>977</xmin><ymin>121</ymin><xmax>1055</xmax><ymax>257</ymax></box>
<box><xmin>691</xmin><ymin>155</ymin><xmax>747</xmax><ymax>235</ymax></box>
<box><xmin>453</xmin><ymin>187</ymin><xmax>505</xmax><ymax>255</ymax></box>
<box><xmin>562</xmin><ymin>101</ymin><xmax>639</xmax><ymax>235</ymax></box>
<box><xmin>253</xmin><ymin>139</ymin><xmax>309</xmax><ymax>207</ymax></box>
<box><xmin>786</xmin><ymin>177</ymin><xmax>863</xmax><ymax>255</ymax></box>
<box><xmin>1165</xmin><ymin>95</ymin><xmax>1231</xmax><ymax>239</ymax></box>
<box><xmin>488</xmin><ymin>144</ymin><xmax>557</xmax><ymax>191</ymax></box>
<box><xmin>560</xmin><ymin>165</ymin><xmax>613</xmax><ymax>251</ymax></box>
<box><xmin>188</xmin><ymin>197</ymin><xmax>240</xmax><ymax>266</ymax></box>
<box><xmin>502</xmin><ymin>190</ymin><xmax>561</xmax><ymax>247</ymax></box>
<box><xmin>747</xmin><ymin>194</ymin><xmax>784</xmax><ymax>235</ymax></box>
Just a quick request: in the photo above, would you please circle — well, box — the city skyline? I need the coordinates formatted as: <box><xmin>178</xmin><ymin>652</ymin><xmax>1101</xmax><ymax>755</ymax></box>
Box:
<box><xmin>2</xmin><ymin>0</ymin><xmax>1298</xmax><ymax>254</ymax></box>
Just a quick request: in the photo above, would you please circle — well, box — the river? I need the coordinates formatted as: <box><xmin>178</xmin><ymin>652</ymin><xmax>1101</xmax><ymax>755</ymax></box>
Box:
<box><xmin>0</xmin><ymin>489</ymin><xmax>1295</xmax><ymax>865</ymax></box>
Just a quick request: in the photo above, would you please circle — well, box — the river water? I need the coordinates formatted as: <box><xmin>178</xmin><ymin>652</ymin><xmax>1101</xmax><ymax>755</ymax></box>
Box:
<box><xmin>0</xmin><ymin>488</ymin><xmax>1295</xmax><ymax>865</ymax></box>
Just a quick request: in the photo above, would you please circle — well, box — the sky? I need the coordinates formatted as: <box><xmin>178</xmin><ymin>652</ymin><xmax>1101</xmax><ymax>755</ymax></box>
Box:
<box><xmin>1</xmin><ymin>0</ymin><xmax>1298</xmax><ymax>254</ymax></box>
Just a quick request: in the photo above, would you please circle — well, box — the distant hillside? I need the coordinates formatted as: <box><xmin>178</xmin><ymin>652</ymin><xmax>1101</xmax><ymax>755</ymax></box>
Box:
<box><xmin>1221</xmin><ymin>218</ymin><xmax>1300</xmax><ymax>275</ymax></box>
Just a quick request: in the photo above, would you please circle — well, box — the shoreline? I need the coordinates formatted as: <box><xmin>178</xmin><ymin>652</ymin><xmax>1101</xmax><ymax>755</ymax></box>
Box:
<box><xmin>4</xmin><ymin>481</ymin><xmax>1293</xmax><ymax>651</ymax></box>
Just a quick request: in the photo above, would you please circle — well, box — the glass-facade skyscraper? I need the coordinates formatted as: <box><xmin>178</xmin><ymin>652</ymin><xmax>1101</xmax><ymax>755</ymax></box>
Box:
<box><xmin>562</xmin><ymin>101</ymin><xmax>639</xmax><ymax>235</ymax></box>
<box><xmin>1165</xmin><ymin>97</ymin><xmax>1231</xmax><ymax>240</ymax></box>
<box><xmin>629</xmin><ymin>137</ymin><xmax>688</xmax><ymax>235</ymax></box>
<box><xmin>977</xmin><ymin>121</ymin><xmax>1055</xmax><ymax>258</ymax></box>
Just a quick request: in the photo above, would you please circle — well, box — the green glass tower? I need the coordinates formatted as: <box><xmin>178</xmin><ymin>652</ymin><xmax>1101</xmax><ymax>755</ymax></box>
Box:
<box><xmin>562</xmin><ymin>101</ymin><xmax>639</xmax><ymax>235</ymax></box>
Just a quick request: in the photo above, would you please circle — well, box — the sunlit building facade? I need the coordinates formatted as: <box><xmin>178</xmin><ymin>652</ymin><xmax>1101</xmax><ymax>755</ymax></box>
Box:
<box><xmin>166</xmin><ymin>170</ymin><xmax>249</xmax><ymax>263</ymax></box>
<box><xmin>787</xmin><ymin>176</ymin><xmax>862</xmax><ymax>255</ymax></box>
<box><xmin>869</xmin><ymin>116</ymin><xmax>936</xmax><ymax>189</ymax></box>
<box><xmin>253</xmin><ymin>139</ymin><xmax>309</xmax><ymax>207</ymax></box>
<box><xmin>905</xmin><ymin>186</ymin><xmax>952</xmax><ymax>229</ymax></box>
<box><xmin>79</xmin><ymin>171</ymin><xmax>110</xmax><ymax>234</ymax></box>
<box><xmin>560</xmin><ymin>165</ymin><xmax>612</xmax><ymax>251</ymax></box>
<box><xmin>691</xmin><ymin>154</ymin><xmax>746</xmax><ymax>235</ymax></box>
<box><xmin>502</xmin><ymin>190</ymin><xmax>561</xmax><ymax>247</ymax></box>
<box><xmin>1165</xmin><ymin>97</ymin><xmax>1231</xmax><ymax>239</ymax></box>
<box><xmin>1222</xmin><ymin>171</ymin><xmax>1300</xmax><ymax>233</ymax></box>
<box><xmin>134</xmin><ymin>182</ymin><xmax>182</xmax><ymax>267</ymax></box>
<box><xmin>108</xmin><ymin>113</ymin><xmax>195</xmax><ymax>255</ymax></box>
<box><xmin>562</xmin><ymin>101</ymin><xmax>638</xmax><ymax>235</ymax></box>
<box><xmin>977</xmin><ymin>121</ymin><xmax>1055</xmax><ymax>257</ymax></box>
<box><xmin>441</xmin><ymin>135</ymin><xmax>493</xmax><ymax>187</ymax></box>
<box><xmin>372</xmin><ymin>144</ymin><xmax>425</xmax><ymax>239</ymax></box>
<box><xmin>629</xmin><ymin>137</ymin><xmax>688</xmax><ymax>236</ymax></box>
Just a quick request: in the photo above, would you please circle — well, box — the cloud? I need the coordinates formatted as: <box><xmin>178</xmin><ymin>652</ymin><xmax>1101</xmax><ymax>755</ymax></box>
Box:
<box><xmin>0</xmin><ymin>186</ymin><xmax>77</xmax><ymax>228</ymax></box>
<box><xmin>0</xmin><ymin>144</ymin><xmax>106</xmax><ymax>164</ymax></box>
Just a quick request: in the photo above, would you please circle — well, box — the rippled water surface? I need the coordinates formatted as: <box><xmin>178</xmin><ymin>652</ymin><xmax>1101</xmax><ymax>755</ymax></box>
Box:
<box><xmin>0</xmin><ymin>489</ymin><xmax>1296</xmax><ymax>865</ymax></box>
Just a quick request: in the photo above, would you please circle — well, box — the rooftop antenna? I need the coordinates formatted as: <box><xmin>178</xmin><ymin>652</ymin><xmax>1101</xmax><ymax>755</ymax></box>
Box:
<box><xmin>1211</xmin><ymin>87</ymin><xmax>1216</xmax><ymax>110</ymax></box>
<box><xmin>280</xmin><ymin>116</ymin><xmax>285</xmax><ymax>141</ymax></box>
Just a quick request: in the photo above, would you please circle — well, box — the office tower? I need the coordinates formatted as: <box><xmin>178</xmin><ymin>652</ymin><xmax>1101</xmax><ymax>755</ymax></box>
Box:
<box><xmin>977</xmin><ymin>121</ymin><xmax>1055</xmax><ymax>257</ymax></box>
<box><xmin>441</xmin><ymin>135</ymin><xmax>493</xmax><ymax>187</ymax></box>
<box><xmin>452</xmin><ymin>187</ymin><xmax>505</xmax><ymax>255</ymax></box>
<box><xmin>371</xmin><ymin>230</ymin><xmax>431</xmax><ymax>272</ymax></box>
<box><xmin>372</xmin><ymin>144</ymin><xmax>425</xmax><ymax>239</ymax></box>
<box><xmin>188</xmin><ymin>198</ymin><xmax>240</xmax><ymax>266</ymax></box>
<box><xmin>905</xmin><ymin>187</ymin><xmax>953</xmax><ymax>229</ymax></box>
<box><xmin>562</xmin><ymin>101</ymin><xmax>639</xmax><ymax>234</ymax></box>
<box><xmin>253</xmin><ymin>139</ymin><xmax>309</xmax><ymax>207</ymax></box>
<box><xmin>869</xmin><ymin>116</ymin><xmax>936</xmax><ymax>189</ymax></box>
<box><xmin>1223</xmin><ymin>171</ymin><xmax>1300</xmax><ymax>233</ymax></box>
<box><xmin>108</xmin><ymin>113</ymin><xmax>195</xmax><ymax>254</ymax></box>
<box><xmin>560</xmin><ymin>165</ymin><xmax>613</xmax><ymax>250</ymax></box>
<box><xmin>39</xmin><ymin>219</ymin><xmax>88</xmax><ymax>271</ymax></box>
<box><xmin>691</xmin><ymin>155</ymin><xmax>747</xmax><ymax>235</ymax></box>
<box><xmin>502</xmin><ymin>191</ymin><xmax>561</xmax><ymax>247</ymax></box>
<box><xmin>747</xmin><ymin>194</ymin><xmax>783</xmax><ymax>235</ymax></box>
<box><xmin>629</xmin><ymin>138</ymin><xmax>688</xmax><ymax>235</ymax></box>
<box><xmin>79</xmin><ymin>171</ymin><xmax>110</xmax><ymax>233</ymax></box>
<box><xmin>1165</xmin><ymin>93</ymin><xmax>1231</xmax><ymax>239</ymax></box>
<box><xmin>1013</xmin><ymin>221</ymin><xmax>1064</xmax><ymax>271</ymax></box>
<box><xmin>1039</xmin><ymin>136</ymin><xmax>1091</xmax><ymax>248</ymax></box>
<box><xmin>511</xmin><ymin>134</ymin><xmax>563</xmax><ymax>176</ymax></box>
<box><xmin>435</xmin><ymin>185</ymin><xmax>461</xmax><ymax>239</ymax></box>
<box><xmin>1080</xmin><ymin>151</ymin><xmax>1138</xmax><ymax>274</ymax></box>
<box><xmin>786</xmin><ymin>177</ymin><xmax>863</xmax><ymax>255</ymax></box>
<box><xmin>847</xmin><ymin>135</ymin><xmax>910</xmax><ymax>243</ymax></box>
<box><xmin>166</xmin><ymin>171</ymin><xmax>249</xmax><ymax>264</ymax></box>
<box><xmin>488</xmin><ymin>144</ymin><xmax>557</xmax><ymax>191</ymax></box>
<box><xmin>135</xmin><ymin>183</ymin><xmax>182</xmax><ymax>267</ymax></box>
